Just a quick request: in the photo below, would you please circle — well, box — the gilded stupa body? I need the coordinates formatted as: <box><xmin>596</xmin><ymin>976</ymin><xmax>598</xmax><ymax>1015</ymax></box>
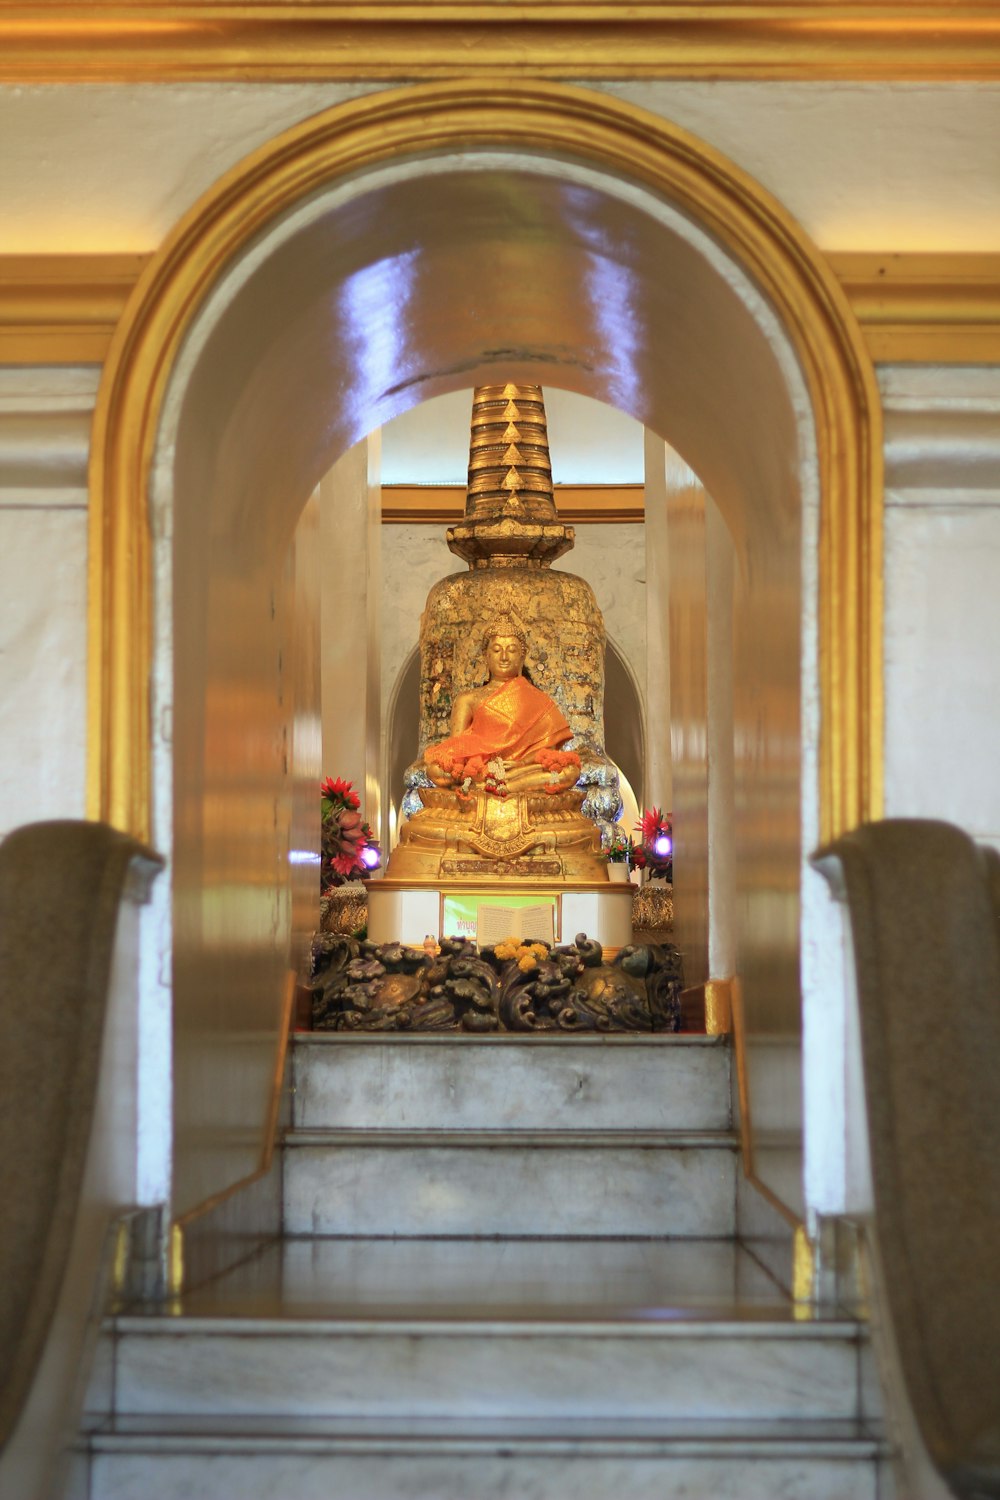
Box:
<box><xmin>391</xmin><ymin>383</ymin><xmax>621</xmax><ymax>882</ymax></box>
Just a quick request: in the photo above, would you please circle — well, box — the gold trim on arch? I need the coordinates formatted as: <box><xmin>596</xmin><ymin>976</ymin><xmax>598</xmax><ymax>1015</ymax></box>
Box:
<box><xmin>89</xmin><ymin>81</ymin><xmax>882</xmax><ymax>847</ymax></box>
<box><xmin>2</xmin><ymin>4</ymin><xmax>1000</xmax><ymax>82</ymax></box>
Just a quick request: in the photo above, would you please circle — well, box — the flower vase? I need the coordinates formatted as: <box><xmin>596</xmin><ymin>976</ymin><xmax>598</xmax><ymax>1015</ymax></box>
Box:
<box><xmin>607</xmin><ymin>862</ymin><xmax>629</xmax><ymax>884</ymax></box>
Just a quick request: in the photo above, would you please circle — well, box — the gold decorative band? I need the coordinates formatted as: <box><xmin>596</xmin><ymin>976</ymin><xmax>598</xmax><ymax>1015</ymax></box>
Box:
<box><xmin>6</xmin><ymin>253</ymin><xmax>999</xmax><ymax>367</ymax></box>
<box><xmin>382</xmin><ymin>485</ymin><xmax>645</xmax><ymax>525</ymax></box>
<box><xmin>0</xmin><ymin>254</ymin><xmax>151</xmax><ymax>364</ymax></box>
<box><xmin>827</xmin><ymin>251</ymin><xmax>1000</xmax><ymax>364</ymax></box>
<box><xmin>703</xmin><ymin>978</ymin><xmax>733</xmax><ymax>1036</ymax></box>
<box><xmin>1</xmin><ymin>5</ymin><xmax>1000</xmax><ymax>83</ymax></box>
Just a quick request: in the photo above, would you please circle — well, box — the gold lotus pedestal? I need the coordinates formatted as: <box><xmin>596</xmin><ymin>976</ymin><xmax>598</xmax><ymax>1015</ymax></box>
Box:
<box><xmin>388</xmin><ymin>786</ymin><xmax>606</xmax><ymax>884</ymax></box>
<box><xmin>372</xmin><ymin>787</ymin><xmax>633</xmax><ymax>953</ymax></box>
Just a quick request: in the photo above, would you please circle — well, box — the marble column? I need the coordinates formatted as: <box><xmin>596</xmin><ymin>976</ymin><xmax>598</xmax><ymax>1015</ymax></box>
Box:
<box><xmin>705</xmin><ymin>495</ymin><xmax>736</xmax><ymax>980</ymax></box>
<box><xmin>319</xmin><ymin>433</ymin><xmax>382</xmax><ymax>839</ymax></box>
<box><xmin>663</xmin><ymin>448</ymin><xmax>738</xmax><ymax>993</ymax></box>
<box><xmin>643</xmin><ymin>430</ymin><xmax>673</xmax><ymax>812</ymax></box>
<box><xmin>664</xmin><ymin>448</ymin><xmax>709</xmax><ymax>989</ymax></box>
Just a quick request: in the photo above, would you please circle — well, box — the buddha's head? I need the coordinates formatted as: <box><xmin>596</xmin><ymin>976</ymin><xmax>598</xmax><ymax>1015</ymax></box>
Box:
<box><xmin>482</xmin><ymin>614</ymin><xmax>528</xmax><ymax>682</ymax></box>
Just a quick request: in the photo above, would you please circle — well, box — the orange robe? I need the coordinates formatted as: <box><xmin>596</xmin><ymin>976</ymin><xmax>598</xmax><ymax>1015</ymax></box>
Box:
<box><xmin>426</xmin><ymin>675</ymin><xmax>572</xmax><ymax>774</ymax></box>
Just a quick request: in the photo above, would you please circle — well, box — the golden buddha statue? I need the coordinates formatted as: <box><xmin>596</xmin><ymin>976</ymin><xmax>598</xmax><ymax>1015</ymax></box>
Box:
<box><xmin>385</xmin><ymin>382</ymin><xmax>621</xmax><ymax>886</ymax></box>
<box><xmin>388</xmin><ymin>604</ymin><xmax>604</xmax><ymax>880</ymax></box>
<box><xmin>422</xmin><ymin>614</ymin><xmax>580</xmax><ymax>797</ymax></box>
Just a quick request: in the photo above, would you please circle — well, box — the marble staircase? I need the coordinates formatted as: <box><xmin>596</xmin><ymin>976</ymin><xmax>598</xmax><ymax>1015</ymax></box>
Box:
<box><xmin>83</xmin><ymin>1033</ymin><xmax>886</xmax><ymax>1499</ymax></box>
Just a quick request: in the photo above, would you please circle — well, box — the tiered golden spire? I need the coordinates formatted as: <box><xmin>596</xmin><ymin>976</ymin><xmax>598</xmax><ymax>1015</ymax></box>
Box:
<box><xmin>447</xmin><ymin>383</ymin><xmax>575</xmax><ymax>569</ymax></box>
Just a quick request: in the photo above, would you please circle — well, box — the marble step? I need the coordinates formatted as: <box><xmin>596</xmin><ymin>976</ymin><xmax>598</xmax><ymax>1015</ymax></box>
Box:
<box><xmin>292</xmin><ymin>1032</ymin><xmax>731</xmax><ymax>1133</ymax></box>
<box><xmin>110</xmin><ymin>1238</ymin><xmax>862</xmax><ymax>1426</ymax></box>
<box><xmin>111</xmin><ymin>1316</ymin><xmax>864</xmax><ymax>1425</ymax></box>
<box><xmin>282</xmin><ymin>1126</ymin><xmax>739</xmax><ymax>1236</ymax></box>
<box><xmin>87</xmin><ymin>1417</ymin><xmax>885</xmax><ymax>1500</ymax></box>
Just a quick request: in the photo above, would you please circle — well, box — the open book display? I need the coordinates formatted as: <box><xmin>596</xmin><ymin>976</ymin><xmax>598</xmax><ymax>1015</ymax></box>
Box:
<box><xmin>310</xmin><ymin>932</ymin><xmax>684</xmax><ymax>1034</ymax></box>
<box><xmin>476</xmin><ymin>903</ymin><xmax>555</xmax><ymax>948</ymax></box>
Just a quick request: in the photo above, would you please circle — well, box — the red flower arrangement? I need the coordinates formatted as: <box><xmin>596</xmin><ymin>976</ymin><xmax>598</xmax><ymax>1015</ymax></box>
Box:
<box><xmin>321</xmin><ymin>775</ymin><xmax>360</xmax><ymax>810</ymax></box>
<box><xmin>321</xmin><ymin>777</ymin><xmax>379</xmax><ymax>888</ymax></box>
<box><xmin>634</xmin><ymin>805</ymin><xmax>673</xmax><ymax>879</ymax></box>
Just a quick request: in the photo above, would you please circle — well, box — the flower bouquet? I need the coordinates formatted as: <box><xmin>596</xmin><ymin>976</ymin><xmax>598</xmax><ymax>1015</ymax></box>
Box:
<box><xmin>633</xmin><ymin>806</ymin><xmax>673</xmax><ymax>882</ymax></box>
<box><xmin>321</xmin><ymin>776</ymin><xmax>380</xmax><ymax>890</ymax></box>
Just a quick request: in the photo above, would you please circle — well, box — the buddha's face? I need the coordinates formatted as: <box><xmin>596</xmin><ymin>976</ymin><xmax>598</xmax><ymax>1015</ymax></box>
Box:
<box><xmin>485</xmin><ymin>633</ymin><xmax>526</xmax><ymax>682</ymax></box>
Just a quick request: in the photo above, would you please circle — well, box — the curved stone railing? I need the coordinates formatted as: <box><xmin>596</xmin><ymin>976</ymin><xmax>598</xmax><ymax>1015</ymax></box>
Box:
<box><xmin>813</xmin><ymin>819</ymin><xmax>1000</xmax><ymax>1500</ymax></box>
<box><xmin>0</xmin><ymin>821</ymin><xmax>162</xmax><ymax>1500</ymax></box>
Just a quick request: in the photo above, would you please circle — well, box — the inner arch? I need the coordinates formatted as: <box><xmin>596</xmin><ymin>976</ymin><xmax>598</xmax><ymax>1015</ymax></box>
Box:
<box><xmin>164</xmin><ymin>151</ymin><xmax>809</xmax><ymax>1220</ymax></box>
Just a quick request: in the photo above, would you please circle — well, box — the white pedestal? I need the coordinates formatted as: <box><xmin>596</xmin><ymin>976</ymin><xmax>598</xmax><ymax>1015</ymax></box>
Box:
<box><xmin>366</xmin><ymin>879</ymin><xmax>634</xmax><ymax>956</ymax></box>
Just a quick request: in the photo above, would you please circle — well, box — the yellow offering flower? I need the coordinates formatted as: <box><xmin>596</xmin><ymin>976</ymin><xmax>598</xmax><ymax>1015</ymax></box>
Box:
<box><xmin>493</xmin><ymin>936</ymin><xmax>547</xmax><ymax>971</ymax></box>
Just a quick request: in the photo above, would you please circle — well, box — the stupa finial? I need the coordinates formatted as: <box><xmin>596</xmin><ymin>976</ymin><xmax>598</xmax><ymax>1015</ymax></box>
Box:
<box><xmin>447</xmin><ymin>383</ymin><xmax>575</xmax><ymax>569</ymax></box>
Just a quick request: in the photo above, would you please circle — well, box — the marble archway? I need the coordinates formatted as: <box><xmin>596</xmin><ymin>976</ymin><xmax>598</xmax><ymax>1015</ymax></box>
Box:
<box><xmin>89</xmin><ymin>81</ymin><xmax>882</xmax><ymax>1227</ymax></box>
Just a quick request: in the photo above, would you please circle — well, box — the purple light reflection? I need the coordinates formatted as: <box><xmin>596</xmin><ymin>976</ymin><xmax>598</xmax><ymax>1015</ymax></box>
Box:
<box><xmin>336</xmin><ymin>249</ymin><xmax>418</xmax><ymax>435</ymax></box>
<box><xmin>583</xmin><ymin>250</ymin><xmax>643</xmax><ymax>415</ymax></box>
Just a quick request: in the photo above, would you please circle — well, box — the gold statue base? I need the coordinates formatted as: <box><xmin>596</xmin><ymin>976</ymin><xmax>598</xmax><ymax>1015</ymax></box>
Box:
<box><xmin>385</xmin><ymin>786</ymin><xmax>608</xmax><ymax>885</ymax></box>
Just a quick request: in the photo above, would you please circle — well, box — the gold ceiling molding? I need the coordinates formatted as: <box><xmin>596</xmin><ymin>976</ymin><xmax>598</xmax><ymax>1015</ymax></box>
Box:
<box><xmin>89</xmin><ymin>81</ymin><xmax>881</xmax><ymax>845</ymax></box>
<box><xmin>6</xmin><ymin>252</ymin><xmax>998</xmax><ymax>366</ymax></box>
<box><xmin>827</xmin><ymin>251</ymin><xmax>1000</xmax><ymax>364</ymax></box>
<box><xmin>0</xmin><ymin>254</ymin><xmax>150</xmax><ymax>364</ymax></box>
<box><xmin>2</xmin><ymin>4</ymin><xmax>1000</xmax><ymax>81</ymax></box>
<box><xmin>382</xmin><ymin>484</ymin><xmax>645</xmax><ymax>525</ymax></box>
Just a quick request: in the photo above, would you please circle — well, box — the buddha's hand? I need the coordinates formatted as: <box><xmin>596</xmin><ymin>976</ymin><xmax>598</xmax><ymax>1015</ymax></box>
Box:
<box><xmin>503</xmin><ymin>750</ymin><xmax>580</xmax><ymax>794</ymax></box>
<box><xmin>536</xmin><ymin>748</ymin><xmax>582</xmax><ymax>794</ymax></box>
<box><xmin>422</xmin><ymin>748</ymin><xmax>458</xmax><ymax>787</ymax></box>
<box><xmin>423</xmin><ymin>748</ymin><xmax>486</xmax><ymax>790</ymax></box>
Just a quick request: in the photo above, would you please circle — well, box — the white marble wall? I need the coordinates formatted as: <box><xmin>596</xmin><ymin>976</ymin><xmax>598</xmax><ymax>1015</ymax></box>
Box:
<box><xmin>880</xmin><ymin>366</ymin><xmax>1000</xmax><ymax>852</ymax></box>
<box><xmin>0</xmin><ymin>368</ymin><xmax>96</xmax><ymax>838</ymax></box>
<box><xmin>320</xmin><ymin>435</ymin><xmax>381</xmax><ymax>826</ymax></box>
